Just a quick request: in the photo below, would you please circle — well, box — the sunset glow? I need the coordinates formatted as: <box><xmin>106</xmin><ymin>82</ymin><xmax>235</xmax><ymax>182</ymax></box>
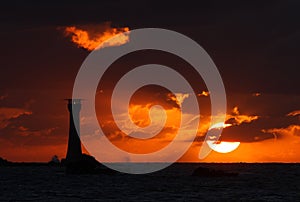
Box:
<box><xmin>209</xmin><ymin>122</ymin><xmax>232</xmax><ymax>130</ymax></box>
<box><xmin>206</xmin><ymin>141</ymin><xmax>241</xmax><ymax>153</ymax></box>
<box><xmin>1</xmin><ymin>3</ymin><xmax>299</xmax><ymax>164</ymax></box>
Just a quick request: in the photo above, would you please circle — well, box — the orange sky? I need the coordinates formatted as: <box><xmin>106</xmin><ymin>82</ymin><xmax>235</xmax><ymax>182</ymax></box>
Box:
<box><xmin>0</xmin><ymin>87</ymin><xmax>299</xmax><ymax>163</ymax></box>
<box><xmin>1</xmin><ymin>17</ymin><xmax>299</xmax><ymax>163</ymax></box>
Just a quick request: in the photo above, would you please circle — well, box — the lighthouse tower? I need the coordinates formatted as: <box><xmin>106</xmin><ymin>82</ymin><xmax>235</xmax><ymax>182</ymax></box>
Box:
<box><xmin>65</xmin><ymin>99</ymin><xmax>82</xmax><ymax>162</ymax></box>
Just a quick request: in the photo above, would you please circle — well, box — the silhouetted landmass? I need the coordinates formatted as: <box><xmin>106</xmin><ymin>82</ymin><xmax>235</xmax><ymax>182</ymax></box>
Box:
<box><xmin>0</xmin><ymin>156</ymin><xmax>62</xmax><ymax>167</ymax></box>
<box><xmin>63</xmin><ymin>154</ymin><xmax>117</xmax><ymax>175</ymax></box>
<box><xmin>0</xmin><ymin>155</ymin><xmax>117</xmax><ymax>175</ymax></box>
<box><xmin>192</xmin><ymin>166</ymin><xmax>239</xmax><ymax>177</ymax></box>
<box><xmin>0</xmin><ymin>157</ymin><xmax>11</xmax><ymax>166</ymax></box>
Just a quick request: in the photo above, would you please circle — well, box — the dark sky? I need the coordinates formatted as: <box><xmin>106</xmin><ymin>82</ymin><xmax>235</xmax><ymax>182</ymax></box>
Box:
<box><xmin>0</xmin><ymin>0</ymin><xmax>299</xmax><ymax>162</ymax></box>
<box><xmin>1</xmin><ymin>0</ymin><xmax>299</xmax><ymax>93</ymax></box>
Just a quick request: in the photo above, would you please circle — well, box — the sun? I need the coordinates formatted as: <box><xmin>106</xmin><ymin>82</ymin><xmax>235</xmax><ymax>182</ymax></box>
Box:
<box><xmin>206</xmin><ymin>140</ymin><xmax>240</xmax><ymax>153</ymax></box>
<box><xmin>206</xmin><ymin>122</ymin><xmax>240</xmax><ymax>153</ymax></box>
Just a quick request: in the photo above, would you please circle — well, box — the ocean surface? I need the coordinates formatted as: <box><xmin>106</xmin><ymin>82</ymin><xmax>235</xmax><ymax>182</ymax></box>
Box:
<box><xmin>0</xmin><ymin>163</ymin><xmax>299</xmax><ymax>201</ymax></box>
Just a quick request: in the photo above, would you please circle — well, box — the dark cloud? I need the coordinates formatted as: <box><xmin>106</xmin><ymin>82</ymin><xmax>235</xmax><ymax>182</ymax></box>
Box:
<box><xmin>221</xmin><ymin>106</ymin><xmax>300</xmax><ymax>142</ymax></box>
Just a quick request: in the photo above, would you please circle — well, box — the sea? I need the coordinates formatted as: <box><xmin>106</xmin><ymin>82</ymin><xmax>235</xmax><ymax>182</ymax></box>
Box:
<box><xmin>0</xmin><ymin>163</ymin><xmax>299</xmax><ymax>201</ymax></box>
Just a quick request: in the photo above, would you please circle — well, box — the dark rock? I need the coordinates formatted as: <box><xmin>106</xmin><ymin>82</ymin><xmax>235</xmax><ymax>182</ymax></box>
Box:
<box><xmin>192</xmin><ymin>166</ymin><xmax>238</xmax><ymax>177</ymax></box>
<box><xmin>47</xmin><ymin>155</ymin><xmax>61</xmax><ymax>166</ymax></box>
<box><xmin>0</xmin><ymin>157</ymin><xmax>11</xmax><ymax>166</ymax></box>
<box><xmin>65</xmin><ymin>154</ymin><xmax>117</xmax><ymax>175</ymax></box>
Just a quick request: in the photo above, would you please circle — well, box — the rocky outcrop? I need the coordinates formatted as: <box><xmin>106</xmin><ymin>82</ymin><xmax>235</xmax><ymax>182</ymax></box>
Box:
<box><xmin>63</xmin><ymin>154</ymin><xmax>117</xmax><ymax>175</ymax></box>
<box><xmin>0</xmin><ymin>157</ymin><xmax>11</xmax><ymax>166</ymax></box>
<box><xmin>192</xmin><ymin>166</ymin><xmax>238</xmax><ymax>177</ymax></box>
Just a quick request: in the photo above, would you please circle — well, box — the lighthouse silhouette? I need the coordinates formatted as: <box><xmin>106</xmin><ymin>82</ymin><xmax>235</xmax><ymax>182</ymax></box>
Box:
<box><xmin>65</xmin><ymin>99</ymin><xmax>82</xmax><ymax>162</ymax></box>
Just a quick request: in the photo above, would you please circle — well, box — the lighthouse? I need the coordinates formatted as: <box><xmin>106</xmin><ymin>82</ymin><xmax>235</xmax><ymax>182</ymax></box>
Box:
<box><xmin>65</xmin><ymin>99</ymin><xmax>82</xmax><ymax>162</ymax></box>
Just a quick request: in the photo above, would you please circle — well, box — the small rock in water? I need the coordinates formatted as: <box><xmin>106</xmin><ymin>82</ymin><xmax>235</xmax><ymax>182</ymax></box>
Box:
<box><xmin>192</xmin><ymin>166</ymin><xmax>238</xmax><ymax>177</ymax></box>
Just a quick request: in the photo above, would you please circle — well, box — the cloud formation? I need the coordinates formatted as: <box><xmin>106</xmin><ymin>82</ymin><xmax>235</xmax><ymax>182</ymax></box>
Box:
<box><xmin>17</xmin><ymin>126</ymin><xmax>58</xmax><ymax>137</ymax></box>
<box><xmin>226</xmin><ymin>106</ymin><xmax>259</xmax><ymax>126</ymax></box>
<box><xmin>0</xmin><ymin>94</ymin><xmax>8</xmax><ymax>100</ymax></box>
<box><xmin>167</xmin><ymin>93</ymin><xmax>190</xmax><ymax>107</ymax></box>
<box><xmin>263</xmin><ymin>125</ymin><xmax>300</xmax><ymax>137</ymax></box>
<box><xmin>252</xmin><ymin>92</ymin><xmax>261</xmax><ymax>97</ymax></box>
<box><xmin>287</xmin><ymin>110</ymin><xmax>300</xmax><ymax>117</ymax></box>
<box><xmin>0</xmin><ymin>107</ymin><xmax>32</xmax><ymax>130</ymax></box>
<box><xmin>197</xmin><ymin>91</ymin><xmax>210</xmax><ymax>97</ymax></box>
<box><xmin>64</xmin><ymin>22</ymin><xmax>130</xmax><ymax>51</ymax></box>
